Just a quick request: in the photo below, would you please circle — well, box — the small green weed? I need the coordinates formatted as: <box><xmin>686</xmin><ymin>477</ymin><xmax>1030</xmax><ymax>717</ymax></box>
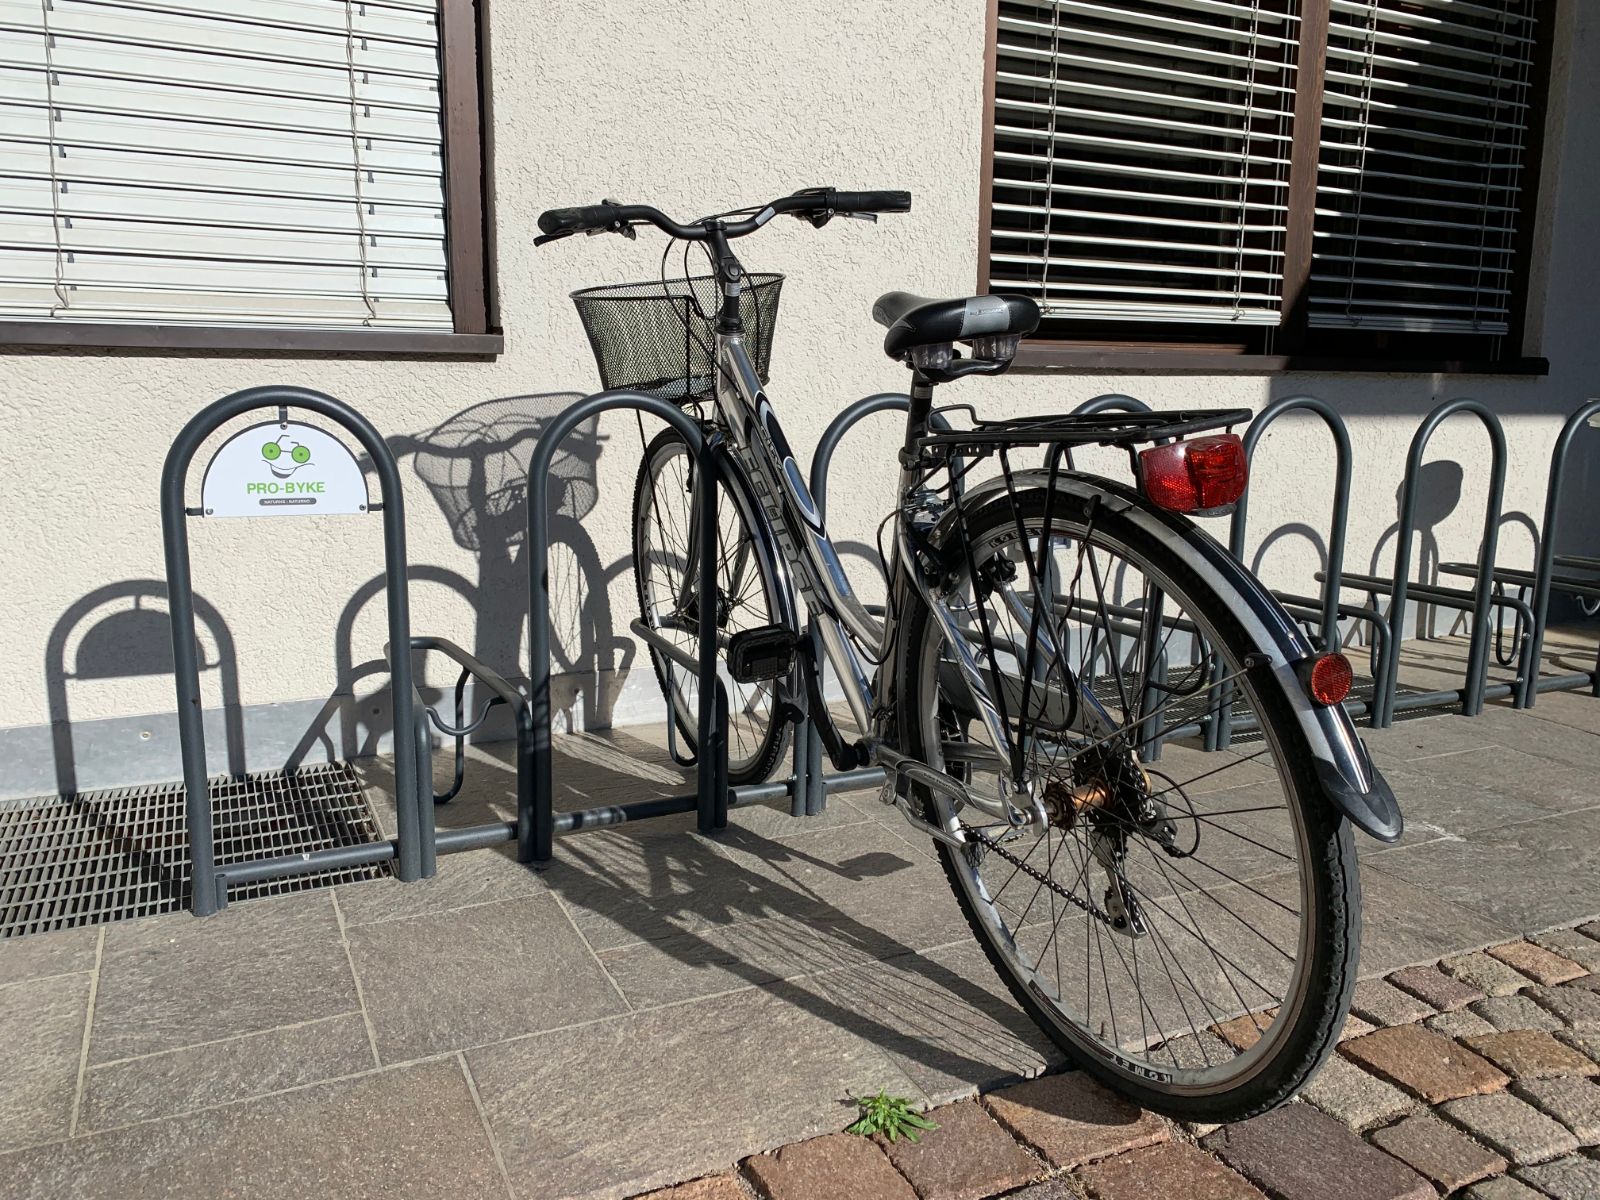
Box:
<box><xmin>845</xmin><ymin>1091</ymin><xmax>938</xmax><ymax>1143</ymax></box>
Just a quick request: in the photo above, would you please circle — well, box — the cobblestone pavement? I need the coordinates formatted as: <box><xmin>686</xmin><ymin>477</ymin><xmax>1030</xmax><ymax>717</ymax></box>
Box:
<box><xmin>632</xmin><ymin>924</ymin><xmax>1600</xmax><ymax>1200</ymax></box>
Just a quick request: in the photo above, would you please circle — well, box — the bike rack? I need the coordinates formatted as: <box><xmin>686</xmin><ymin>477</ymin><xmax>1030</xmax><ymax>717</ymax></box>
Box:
<box><xmin>1212</xmin><ymin>396</ymin><xmax>1391</xmax><ymax>747</ymax></box>
<box><xmin>164</xmin><ymin>384</ymin><xmax>1600</xmax><ymax>918</ymax></box>
<box><xmin>163</xmin><ymin>386</ymin><xmax>424</xmax><ymax>916</ymax></box>
<box><xmin>1439</xmin><ymin>397</ymin><xmax>1600</xmax><ymax>705</ymax></box>
<box><xmin>1332</xmin><ymin>398</ymin><xmax>1531</xmax><ymax>727</ymax></box>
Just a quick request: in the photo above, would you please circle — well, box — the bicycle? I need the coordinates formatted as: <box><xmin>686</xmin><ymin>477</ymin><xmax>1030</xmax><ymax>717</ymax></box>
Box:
<box><xmin>536</xmin><ymin>187</ymin><xmax>1403</xmax><ymax>1121</ymax></box>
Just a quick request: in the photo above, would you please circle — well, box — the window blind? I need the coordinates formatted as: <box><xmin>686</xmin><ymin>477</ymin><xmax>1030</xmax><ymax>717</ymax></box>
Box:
<box><xmin>0</xmin><ymin>0</ymin><xmax>452</xmax><ymax>329</ymax></box>
<box><xmin>987</xmin><ymin>0</ymin><xmax>1302</xmax><ymax>326</ymax></box>
<box><xmin>1311</xmin><ymin>0</ymin><xmax>1538</xmax><ymax>335</ymax></box>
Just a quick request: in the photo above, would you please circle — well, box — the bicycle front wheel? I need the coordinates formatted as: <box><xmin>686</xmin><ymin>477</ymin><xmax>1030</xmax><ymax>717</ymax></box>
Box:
<box><xmin>897</xmin><ymin>483</ymin><xmax>1359</xmax><ymax>1121</ymax></box>
<box><xmin>632</xmin><ymin>426</ymin><xmax>791</xmax><ymax>784</ymax></box>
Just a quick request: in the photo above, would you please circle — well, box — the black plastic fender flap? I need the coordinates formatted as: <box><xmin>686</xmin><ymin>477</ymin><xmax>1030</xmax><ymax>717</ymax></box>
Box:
<box><xmin>1313</xmin><ymin>740</ymin><xmax>1404</xmax><ymax>843</ymax></box>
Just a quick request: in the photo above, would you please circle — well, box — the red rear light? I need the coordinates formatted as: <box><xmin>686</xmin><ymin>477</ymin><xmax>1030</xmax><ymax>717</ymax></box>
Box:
<box><xmin>1301</xmin><ymin>652</ymin><xmax>1353</xmax><ymax>707</ymax></box>
<box><xmin>1137</xmin><ymin>434</ymin><xmax>1249</xmax><ymax>516</ymax></box>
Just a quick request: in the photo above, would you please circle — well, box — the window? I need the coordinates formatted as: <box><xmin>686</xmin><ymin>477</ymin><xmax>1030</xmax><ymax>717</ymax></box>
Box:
<box><xmin>0</xmin><ymin>0</ymin><xmax>497</xmax><ymax>353</ymax></box>
<box><xmin>981</xmin><ymin>0</ymin><xmax>1550</xmax><ymax>368</ymax></box>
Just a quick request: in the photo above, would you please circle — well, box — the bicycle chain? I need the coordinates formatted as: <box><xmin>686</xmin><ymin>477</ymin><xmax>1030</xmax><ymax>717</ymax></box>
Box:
<box><xmin>958</xmin><ymin>821</ymin><xmax>1114</xmax><ymax>926</ymax></box>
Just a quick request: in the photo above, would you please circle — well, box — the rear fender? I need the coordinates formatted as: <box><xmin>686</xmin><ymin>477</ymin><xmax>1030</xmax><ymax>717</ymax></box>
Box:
<box><xmin>930</xmin><ymin>469</ymin><xmax>1403</xmax><ymax>842</ymax></box>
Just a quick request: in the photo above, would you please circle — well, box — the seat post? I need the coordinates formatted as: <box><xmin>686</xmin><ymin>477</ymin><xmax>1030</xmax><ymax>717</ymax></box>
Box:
<box><xmin>903</xmin><ymin>374</ymin><xmax>935</xmax><ymax>455</ymax></box>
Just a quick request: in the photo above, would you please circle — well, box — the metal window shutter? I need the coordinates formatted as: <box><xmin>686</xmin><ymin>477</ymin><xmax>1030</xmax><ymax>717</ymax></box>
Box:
<box><xmin>985</xmin><ymin>0</ymin><xmax>1301</xmax><ymax>326</ymax></box>
<box><xmin>1310</xmin><ymin>0</ymin><xmax>1537</xmax><ymax>335</ymax></box>
<box><xmin>0</xmin><ymin>0</ymin><xmax>452</xmax><ymax>330</ymax></box>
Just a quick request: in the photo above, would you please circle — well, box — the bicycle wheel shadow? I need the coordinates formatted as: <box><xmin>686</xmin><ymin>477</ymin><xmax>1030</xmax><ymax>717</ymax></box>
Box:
<box><xmin>367</xmin><ymin>727</ymin><xmax>1062</xmax><ymax>1101</ymax></box>
<box><xmin>288</xmin><ymin>392</ymin><xmax>643</xmax><ymax>768</ymax></box>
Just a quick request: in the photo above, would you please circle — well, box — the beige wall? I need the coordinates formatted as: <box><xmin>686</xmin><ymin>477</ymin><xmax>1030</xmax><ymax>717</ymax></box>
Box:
<box><xmin>1</xmin><ymin>0</ymin><xmax>1595</xmax><ymax>798</ymax></box>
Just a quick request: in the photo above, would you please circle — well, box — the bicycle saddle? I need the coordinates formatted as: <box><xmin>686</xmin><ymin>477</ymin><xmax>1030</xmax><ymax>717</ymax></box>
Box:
<box><xmin>871</xmin><ymin>291</ymin><xmax>1040</xmax><ymax>360</ymax></box>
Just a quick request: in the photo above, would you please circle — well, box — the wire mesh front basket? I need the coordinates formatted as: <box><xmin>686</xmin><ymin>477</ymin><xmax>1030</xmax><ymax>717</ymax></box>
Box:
<box><xmin>571</xmin><ymin>273</ymin><xmax>783</xmax><ymax>404</ymax></box>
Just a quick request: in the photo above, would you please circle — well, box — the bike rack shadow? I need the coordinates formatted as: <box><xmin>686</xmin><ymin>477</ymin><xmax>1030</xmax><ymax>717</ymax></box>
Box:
<box><xmin>46</xmin><ymin>580</ymin><xmax>244</xmax><ymax>796</ymax></box>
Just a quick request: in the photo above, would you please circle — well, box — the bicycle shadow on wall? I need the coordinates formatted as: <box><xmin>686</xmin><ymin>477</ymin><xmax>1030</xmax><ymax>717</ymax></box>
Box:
<box><xmin>289</xmin><ymin>392</ymin><xmax>639</xmax><ymax>769</ymax></box>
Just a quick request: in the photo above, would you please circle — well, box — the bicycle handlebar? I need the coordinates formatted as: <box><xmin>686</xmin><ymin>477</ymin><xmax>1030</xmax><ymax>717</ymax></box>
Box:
<box><xmin>535</xmin><ymin>187</ymin><xmax>911</xmax><ymax>245</ymax></box>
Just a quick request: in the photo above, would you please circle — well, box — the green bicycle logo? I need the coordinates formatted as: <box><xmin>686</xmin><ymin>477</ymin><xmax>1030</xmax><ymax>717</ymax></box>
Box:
<box><xmin>261</xmin><ymin>434</ymin><xmax>313</xmax><ymax>478</ymax></box>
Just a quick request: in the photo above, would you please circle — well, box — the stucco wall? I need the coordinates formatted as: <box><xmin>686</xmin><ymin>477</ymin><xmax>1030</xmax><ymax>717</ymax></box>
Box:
<box><xmin>1</xmin><ymin>0</ymin><xmax>1595</xmax><ymax>799</ymax></box>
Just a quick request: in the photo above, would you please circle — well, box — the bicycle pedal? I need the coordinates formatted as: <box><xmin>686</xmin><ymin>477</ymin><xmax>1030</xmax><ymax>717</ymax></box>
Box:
<box><xmin>727</xmin><ymin>625</ymin><xmax>797</xmax><ymax>683</ymax></box>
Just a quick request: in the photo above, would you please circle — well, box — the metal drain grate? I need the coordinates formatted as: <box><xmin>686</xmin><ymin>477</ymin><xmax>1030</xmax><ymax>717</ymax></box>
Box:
<box><xmin>0</xmin><ymin>762</ymin><xmax>392</xmax><ymax>939</ymax></box>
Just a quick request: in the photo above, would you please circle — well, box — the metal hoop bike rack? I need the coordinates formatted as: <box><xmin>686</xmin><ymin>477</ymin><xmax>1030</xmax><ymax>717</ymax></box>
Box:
<box><xmin>1211</xmin><ymin>396</ymin><xmax>1391</xmax><ymax>747</ymax></box>
<box><xmin>1439</xmin><ymin>398</ymin><xmax>1600</xmax><ymax>705</ymax></box>
<box><xmin>163</xmin><ymin>386</ymin><xmax>1600</xmax><ymax>917</ymax></box>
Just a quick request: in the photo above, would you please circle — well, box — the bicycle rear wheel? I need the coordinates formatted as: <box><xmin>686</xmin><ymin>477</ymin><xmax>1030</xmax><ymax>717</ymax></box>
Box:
<box><xmin>632</xmin><ymin>427</ymin><xmax>791</xmax><ymax>784</ymax></box>
<box><xmin>896</xmin><ymin>482</ymin><xmax>1359</xmax><ymax>1121</ymax></box>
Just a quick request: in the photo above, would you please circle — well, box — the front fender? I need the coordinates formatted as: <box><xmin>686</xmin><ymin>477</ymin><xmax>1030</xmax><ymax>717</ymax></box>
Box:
<box><xmin>934</xmin><ymin>469</ymin><xmax>1403</xmax><ymax>842</ymax></box>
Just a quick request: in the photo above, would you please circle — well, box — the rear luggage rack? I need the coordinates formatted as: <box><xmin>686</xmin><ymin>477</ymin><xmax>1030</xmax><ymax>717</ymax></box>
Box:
<box><xmin>916</xmin><ymin>408</ymin><xmax>1252</xmax><ymax>456</ymax></box>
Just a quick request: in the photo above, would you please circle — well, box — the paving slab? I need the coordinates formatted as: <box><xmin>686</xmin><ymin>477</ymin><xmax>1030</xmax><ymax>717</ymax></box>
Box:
<box><xmin>1513</xmin><ymin>1076</ymin><xmax>1600</xmax><ymax>1144</ymax></box>
<box><xmin>0</xmin><ymin>1058</ymin><xmax>505</xmax><ymax>1199</ymax></box>
<box><xmin>78</xmin><ymin>1011</ymin><xmax>374</xmax><ymax>1131</ymax></box>
<box><xmin>1072</xmin><ymin>1142</ymin><xmax>1265</xmax><ymax>1200</ymax></box>
<box><xmin>982</xmin><ymin>1072</ymin><xmax>1168</xmax><ymax>1170</ymax></box>
<box><xmin>634</xmin><ymin>1175</ymin><xmax>748</xmax><ymax>1200</ymax></box>
<box><xmin>1351</xmin><ymin>868</ymin><xmax>1515</xmax><ymax>976</ymax></box>
<box><xmin>0</xmin><ymin>971</ymin><xmax>91</xmax><ymax>1153</ymax></box>
<box><xmin>344</xmin><ymin>893</ymin><xmax>627</xmax><ymax>1062</ymax></box>
<box><xmin>1367</xmin><ymin>808</ymin><xmax>1600</xmax><ymax>933</ymax></box>
<box><xmin>1530</xmin><ymin>929</ymin><xmax>1600</xmax><ymax>974</ymax></box>
<box><xmin>1559</xmin><ymin>1030</ymin><xmax>1600</xmax><ymax>1064</ymax></box>
<box><xmin>1471</xmin><ymin>993</ymin><xmax>1568</xmax><ymax>1032</ymax></box>
<box><xmin>1487</xmin><ymin>941</ymin><xmax>1588</xmax><ymax>986</ymax></box>
<box><xmin>593</xmin><ymin>910</ymin><xmax>898</xmax><ymax>1009</ymax></box>
<box><xmin>88</xmin><ymin>891</ymin><xmax>357</xmax><ymax>1064</ymax></box>
<box><xmin>1428</xmin><ymin>1009</ymin><xmax>1500</xmax><ymax>1038</ymax></box>
<box><xmin>1388</xmin><ymin>963</ymin><xmax>1484</xmax><ymax>1011</ymax></box>
<box><xmin>1443</xmin><ymin>951</ymin><xmax>1535</xmax><ymax>998</ymax></box>
<box><xmin>467</xmin><ymin>984</ymin><xmax>914</xmax><ymax>1200</ymax></box>
<box><xmin>1150</xmin><ymin>1031</ymin><xmax>1235</xmax><ymax>1072</ymax></box>
<box><xmin>1526</xmin><ymin>982</ymin><xmax>1600</xmax><ymax>1031</ymax></box>
<box><xmin>1515</xmin><ymin>1153</ymin><xmax>1600</xmax><ymax>1200</ymax></box>
<box><xmin>1203</xmin><ymin>1103</ymin><xmax>1431</xmax><ymax>1200</ymax></box>
<box><xmin>333</xmin><ymin>846</ymin><xmax>548</xmax><ymax>927</ymax></box>
<box><xmin>743</xmin><ymin>1133</ymin><xmax>916</xmax><ymax>1200</ymax></box>
<box><xmin>0</xmin><ymin>926</ymin><xmax>99</xmax><ymax>985</ymax></box>
<box><xmin>1463</xmin><ymin>1030</ymin><xmax>1599</xmax><ymax>1081</ymax></box>
<box><xmin>778</xmin><ymin>941</ymin><xmax>1059</xmax><ymax>1106</ymax></box>
<box><xmin>875</xmin><ymin>1100</ymin><xmax>1040</xmax><ymax>1200</ymax></box>
<box><xmin>1462</xmin><ymin>1176</ymin><xmax>1546</xmax><ymax>1200</ymax></box>
<box><xmin>1006</xmin><ymin>1180</ymin><xmax>1085</xmax><ymax>1200</ymax></box>
<box><xmin>1340</xmin><ymin>1024</ymin><xmax>1510</xmax><ymax>1103</ymax></box>
<box><xmin>1352</xmin><ymin>978</ymin><xmax>1436</xmax><ymax>1027</ymax></box>
<box><xmin>1441</xmin><ymin>1091</ymin><xmax>1580</xmax><ymax>1165</ymax></box>
<box><xmin>1369</xmin><ymin>1112</ymin><xmax>1507</xmax><ymax>1191</ymax></box>
<box><xmin>1299</xmin><ymin>1053</ymin><xmax>1416</xmax><ymax>1129</ymax></box>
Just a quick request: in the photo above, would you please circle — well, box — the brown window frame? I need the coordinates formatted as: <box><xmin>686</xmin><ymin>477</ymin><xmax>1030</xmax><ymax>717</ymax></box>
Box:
<box><xmin>977</xmin><ymin>0</ymin><xmax>1556</xmax><ymax>376</ymax></box>
<box><xmin>0</xmin><ymin>0</ymin><xmax>501</xmax><ymax>358</ymax></box>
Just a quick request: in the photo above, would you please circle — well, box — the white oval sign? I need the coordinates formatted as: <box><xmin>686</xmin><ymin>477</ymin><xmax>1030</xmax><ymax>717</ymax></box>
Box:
<box><xmin>200</xmin><ymin>420</ymin><xmax>370</xmax><ymax>517</ymax></box>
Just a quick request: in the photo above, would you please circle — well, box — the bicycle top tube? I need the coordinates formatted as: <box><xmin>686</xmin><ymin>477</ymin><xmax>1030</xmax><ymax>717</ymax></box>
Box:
<box><xmin>534</xmin><ymin>187</ymin><xmax>910</xmax><ymax>245</ymax></box>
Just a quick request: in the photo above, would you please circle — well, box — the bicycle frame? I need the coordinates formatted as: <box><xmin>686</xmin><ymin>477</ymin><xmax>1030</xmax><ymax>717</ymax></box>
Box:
<box><xmin>689</xmin><ymin>316</ymin><xmax>1092</xmax><ymax>834</ymax></box>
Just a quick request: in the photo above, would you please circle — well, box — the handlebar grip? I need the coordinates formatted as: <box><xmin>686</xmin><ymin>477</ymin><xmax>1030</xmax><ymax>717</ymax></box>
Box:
<box><xmin>537</xmin><ymin>203</ymin><xmax>625</xmax><ymax>237</ymax></box>
<box><xmin>826</xmin><ymin>189</ymin><xmax>912</xmax><ymax>215</ymax></box>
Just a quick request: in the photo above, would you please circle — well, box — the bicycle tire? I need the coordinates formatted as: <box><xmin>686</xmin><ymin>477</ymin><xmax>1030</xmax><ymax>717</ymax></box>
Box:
<box><xmin>632</xmin><ymin>426</ymin><xmax>791</xmax><ymax>784</ymax></box>
<box><xmin>895</xmin><ymin>482</ymin><xmax>1359</xmax><ymax>1121</ymax></box>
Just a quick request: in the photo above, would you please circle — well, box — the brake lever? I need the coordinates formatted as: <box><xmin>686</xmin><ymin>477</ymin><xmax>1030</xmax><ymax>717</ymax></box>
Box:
<box><xmin>533</xmin><ymin>230</ymin><xmax>574</xmax><ymax>247</ymax></box>
<box><xmin>840</xmin><ymin>212</ymin><xmax>878</xmax><ymax>223</ymax></box>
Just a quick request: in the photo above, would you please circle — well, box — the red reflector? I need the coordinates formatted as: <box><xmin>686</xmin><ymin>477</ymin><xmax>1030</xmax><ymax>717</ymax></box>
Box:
<box><xmin>1304</xmin><ymin>652</ymin><xmax>1353</xmax><ymax>707</ymax></box>
<box><xmin>1136</xmin><ymin>435</ymin><xmax>1249</xmax><ymax>516</ymax></box>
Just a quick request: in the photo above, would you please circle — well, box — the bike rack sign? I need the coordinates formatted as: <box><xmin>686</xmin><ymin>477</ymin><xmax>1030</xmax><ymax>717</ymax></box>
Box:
<box><xmin>200</xmin><ymin>420</ymin><xmax>369</xmax><ymax>517</ymax></box>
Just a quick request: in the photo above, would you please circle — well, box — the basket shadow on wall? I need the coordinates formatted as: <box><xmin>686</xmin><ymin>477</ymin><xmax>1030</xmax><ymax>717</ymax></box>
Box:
<box><xmin>293</xmin><ymin>392</ymin><xmax>638</xmax><ymax>767</ymax></box>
